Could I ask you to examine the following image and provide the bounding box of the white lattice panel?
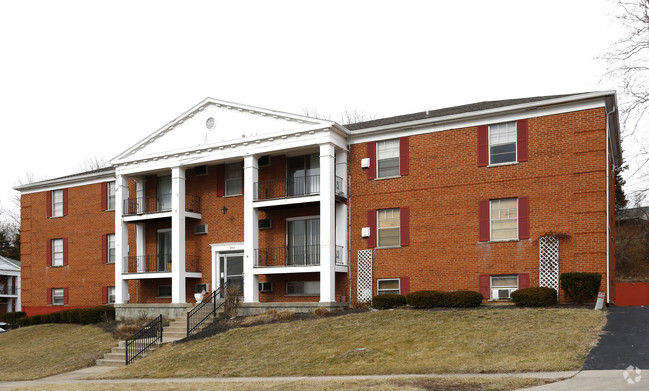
[539,236,559,291]
[357,249,373,303]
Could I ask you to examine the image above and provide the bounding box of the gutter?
[605,104,616,304]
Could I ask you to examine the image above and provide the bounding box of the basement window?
[157,285,172,298]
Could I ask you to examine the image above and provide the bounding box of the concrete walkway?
[521,369,647,390]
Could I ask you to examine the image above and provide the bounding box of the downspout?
[347,152,353,307]
[605,104,616,304]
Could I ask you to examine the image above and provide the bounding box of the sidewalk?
[521,369,647,390]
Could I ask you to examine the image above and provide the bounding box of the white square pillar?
[320,143,336,302]
[114,174,129,304]
[171,166,186,303]
[335,148,348,266]
[15,274,21,311]
[243,155,259,303]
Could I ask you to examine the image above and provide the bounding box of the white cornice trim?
[14,170,115,194]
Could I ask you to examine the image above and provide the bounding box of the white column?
[243,155,259,303]
[114,174,129,304]
[7,276,13,313]
[135,177,145,214]
[15,274,21,311]
[136,224,146,272]
[171,167,186,303]
[320,143,336,302]
[335,149,348,266]
[211,249,219,295]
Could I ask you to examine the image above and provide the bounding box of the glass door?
[220,254,244,296]
[287,218,320,265]
[287,154,319,196]
[157,175,171,211]
[157,230,171,272]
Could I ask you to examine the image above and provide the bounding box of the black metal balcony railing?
[122,194,201,216]
[122,254,200,274]
[255,245,320,267]
[255,175,320,201]
[0,285,17,295]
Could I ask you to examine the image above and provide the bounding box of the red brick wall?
[348,108,612,304]
[20,181,116,315]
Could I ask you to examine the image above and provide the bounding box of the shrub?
[48,311,62,323]
[560,272,602,304]
[406,291,450,308]
[448,290,484,308]
[2,311,26,327]
[511,287,558,307]
[372,294,406,309]
[224,285,242,318]
[15,306,116,327]
[314,307,329,317]
[275,310,295,321]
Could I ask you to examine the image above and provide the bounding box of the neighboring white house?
[0,255,21,317]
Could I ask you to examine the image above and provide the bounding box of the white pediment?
[113,98,334,163]
[0,256,19,273]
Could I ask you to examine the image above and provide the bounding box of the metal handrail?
[122,194,201,215]
[125,314,163,365]
[254,175,320,201]
[254,245,321,267]
[187,284,227,337]
[122,254,200,273]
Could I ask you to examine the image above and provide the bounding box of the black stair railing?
[187,284,227,337]
[125,314,163,365]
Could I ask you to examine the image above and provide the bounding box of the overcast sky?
[0,0,632,223]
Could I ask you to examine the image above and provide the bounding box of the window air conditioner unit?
[259,282,273,292]
[361,158,370,169]
[194,224,208,235]
[258,219,272,229]
[492,288,516,300]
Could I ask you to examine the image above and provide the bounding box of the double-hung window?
[52,239,64,267]
[107,182,116,210]
[377,208,400,247]
[107,286,115,304]
[225,163,243,196]
[490,199,518,241]
[489,122,517,164]
[52,190,64,217]
[286,281,320,296]
[377,139,400,178]
[52,288,64,306]
[377,279,400,295]
[107,234,115,264]
[490,275,518,300]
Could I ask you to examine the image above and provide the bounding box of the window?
[107,182,116,210]
[259,281,273,292]
[489,122,517,164]
[52,288,64,306]
[377,279,400,295]
[378,208,400,247]
[490,275,518,300]
[52,239,64,267]
[157,285,172,298]
[490,199,518,241]
[377,139,400,178]
[225,163,242,196]
[107,286,115,304]
[107,234,115,264]
[286,281,319,296]
[195,283,209,293]
[287,218,320,265]
[52,190,64,217]
[287,154,319,196]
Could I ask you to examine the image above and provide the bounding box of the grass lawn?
[8,377,553,391]
[0,323,116,381]
[101,308,605,379]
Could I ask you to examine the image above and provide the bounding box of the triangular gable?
[0,256,20,273]
[112,98,334,163]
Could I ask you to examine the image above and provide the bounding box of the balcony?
[254,175,346,201]
[122,254,201,274]
[0,285,17,295]
[122,194,201,216]
[254,245,344,267]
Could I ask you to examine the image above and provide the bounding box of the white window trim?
[376,139,400,179]
[377,208,401,248]
[489,198,519,242]
[52,239,64,267]
[488,121,518,165]
[52,288,64,306]
[377,278,400,295]
[489,275,519,301]
[107,234,115,264]
[107,182,116,211]
[52,189,64,217]
[285,281,320,296]
[225,162,243,196]
[107,286,116,304]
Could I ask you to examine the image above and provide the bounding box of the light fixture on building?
[221,206,228,215]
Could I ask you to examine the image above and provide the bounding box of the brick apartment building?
[15,91,621,316]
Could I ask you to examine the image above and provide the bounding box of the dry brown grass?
[8,377,551,391]
[101,308,604,379]
[314,307,329,317]
[275,310,295,321]
[0,324,116,381]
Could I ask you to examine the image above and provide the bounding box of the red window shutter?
[479,274,490,299]
[517,119,528,162]
[216,164,225,197]
[519,273,530,289]
[62,188,68,216]
[477,125,489,167]
[47,288,52,305]
[367,142,376,180]
[46,191,52,218]
[399,137,409,176]
[102,286,108,304]
[63,288,69,305]
[518,196,530,240]
[46,239,52,267]
[368,209,377,248]
[479,200,490,242]
[62,238,68,266]
[400,277,410,295]
[101,182,108,211]
[101,234,108,264]
[400,207,410,246]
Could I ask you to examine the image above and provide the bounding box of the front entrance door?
[220,254,243,296]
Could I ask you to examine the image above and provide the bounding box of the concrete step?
[96,340,160,367]
[96,358,125,367]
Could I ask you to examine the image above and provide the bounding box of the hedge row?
[560,272,601,304]
[372,290,483,309]
[2,311,27,327]
[18,306,115,327]
[510,287,558,307]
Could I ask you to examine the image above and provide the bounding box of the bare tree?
[301,106,376,125]
[76,156,109,173]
